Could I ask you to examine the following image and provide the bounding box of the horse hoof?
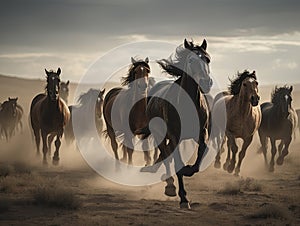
[269,166,274,172]
[223,162,229,171]
[276,157,284,165]
[180,202,191,209]
[227,164,235,173]
[214,161,221,169]
[43,160,48,166]
[52,157,60,166]
[164,184,177,197]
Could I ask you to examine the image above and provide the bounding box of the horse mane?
[271,85,291,104]
[229,70,257,95]
[77,89,100,106]
[121,60,150,87]
[157,44,190,78]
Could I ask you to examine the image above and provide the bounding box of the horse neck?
[272,102,287,119]
[237,90,252,116]
[46,95,60,111]
[176,75,199,105]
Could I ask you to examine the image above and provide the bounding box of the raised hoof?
[214,161,221,169]
[276,156,284,165]
[227,163,235,174]
[180,202,191,209]
[164,184,177,197]
[52,157,60,166]
[234,171,240,177]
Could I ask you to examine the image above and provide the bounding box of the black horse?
[141,39,212,208]
[258,86,298,172]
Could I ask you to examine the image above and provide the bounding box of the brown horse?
[213,70,261,176]
[140,39,212,208]
[258,86,297,172]
[64,88,105,145]
[30,68,70,165]
[0,97,23,141]
[103,57,151,165]
[59,80,70,105]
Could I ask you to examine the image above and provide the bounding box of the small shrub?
[239,177,262,192]
[218,181,241,195]
[0,164,12,177]
[32,178,80,209]
[249,203,290,220]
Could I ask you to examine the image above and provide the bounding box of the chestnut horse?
[30,68,70,165]
[258,86,297,172]
[103,57,151,165]
[213,70,261,176]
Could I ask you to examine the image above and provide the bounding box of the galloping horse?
[213,70,261,176]
[141,39,212,208]
[258,86,297,172]
[59,80,70,105]
[103,57,151,165]
[0,97,23,141]
[30,68,70,165]
[64,88,105,145]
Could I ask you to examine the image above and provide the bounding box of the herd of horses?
[1,38,299,208]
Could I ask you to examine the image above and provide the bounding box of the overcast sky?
[0,0,300,88]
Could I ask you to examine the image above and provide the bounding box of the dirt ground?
[0,75,299,226]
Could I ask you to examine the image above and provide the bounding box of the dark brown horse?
[64,88,105,145]
[30,68,70,165]
[141,39,212,208]
[0,97,23,141]
[59,80,70,105]
[258,86,297,172]
[213,70,261,176]
[103,57,152,165]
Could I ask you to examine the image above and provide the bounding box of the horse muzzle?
[199,78,213,94]
[250,95,260,106]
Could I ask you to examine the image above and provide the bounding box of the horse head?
[96,88,105,118]
[240,76,260,106]
[59,80,70,104]
[45,68,61,101]
[6,97,18,117]
[184,39,212,93]
[272,86,293,118]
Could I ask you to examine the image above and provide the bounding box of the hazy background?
[0,0,300,88]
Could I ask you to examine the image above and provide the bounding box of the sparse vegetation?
[238,177,262,192]
[218,177,263,195]
[218,181,241,195]
[32,177,80,209]
[248,203,290,220]
[0,164,12,177]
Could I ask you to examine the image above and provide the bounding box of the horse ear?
[57,68,61,76]
[145,57,149,64]
[184,39,191,49]
[45,69,49,76]
[66,80,70,86]
[290,86,293,93]
[8,97,11,101]
[131,57,137,64]
[100,88,105,95]
[201,39,207,50]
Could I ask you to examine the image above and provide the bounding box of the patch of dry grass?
[31,177,81,209]
[218,177,263,195]
[248,203,290,220]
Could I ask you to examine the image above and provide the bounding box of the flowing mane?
[271,85,292,104]
[121,60,150,86]
[229,70,257,95]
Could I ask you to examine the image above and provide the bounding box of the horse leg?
[277,140,284,157]
[47,133,55,157]
[41,131,48,165]
[107,126,119,160]
[223,138,231,170]
[258,131,268,168]
[234,136,253,176]
[52,133,62,165]
[142,139,151,166]
[277,137,291,165]
[214,136,225,169]
[269,138,277,172]
[33,127,41,156]
[227,136,238,174]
